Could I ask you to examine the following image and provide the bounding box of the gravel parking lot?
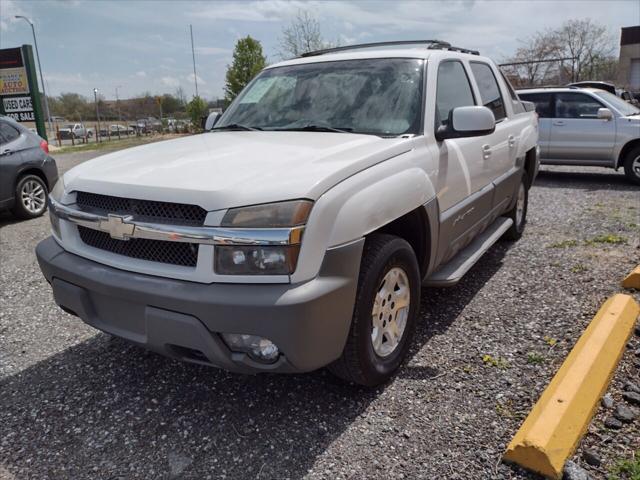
[1,151,638,480]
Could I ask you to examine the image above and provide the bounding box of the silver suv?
[518,87,640,184]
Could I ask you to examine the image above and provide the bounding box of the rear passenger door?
[519,92,553,157]
[548,92,615,161]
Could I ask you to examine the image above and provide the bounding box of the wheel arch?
[617,138,640,169]
[15,168,50,191]
[369,206,436,278]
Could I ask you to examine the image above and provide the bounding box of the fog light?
[221,333,280,363]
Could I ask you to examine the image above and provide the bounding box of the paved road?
[1,151,638,479]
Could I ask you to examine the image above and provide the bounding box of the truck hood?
[64,132,413,211]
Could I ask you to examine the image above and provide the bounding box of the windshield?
[592,90,640,116]
[217,58,425,136]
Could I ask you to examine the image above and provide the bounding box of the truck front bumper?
[36,236,363,374]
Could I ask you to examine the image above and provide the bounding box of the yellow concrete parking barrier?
[503,294,640,479]
[622,265,640,289]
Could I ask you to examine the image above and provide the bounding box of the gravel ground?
[0,154,639,480]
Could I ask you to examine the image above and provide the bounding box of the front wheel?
[11,174,48,219]
[502,173,529,241]
[623,146,640,186]
[328,234,421,386]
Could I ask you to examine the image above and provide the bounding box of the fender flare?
[291,156,437,284]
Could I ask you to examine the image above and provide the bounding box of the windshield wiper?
[272,125,353,134]
[212,124,262,131]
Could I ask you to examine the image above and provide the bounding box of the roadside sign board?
[0,45,47,139]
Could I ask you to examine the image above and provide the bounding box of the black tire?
[502,173,529,241]
[11,174,48,219]
[328,234,421,386]
[623,145,640,186]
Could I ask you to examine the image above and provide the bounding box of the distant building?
[618,25,640,91]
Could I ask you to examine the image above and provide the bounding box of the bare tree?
[278,10,334,59]
[555,18,614,81]
[503,18,616,86]
[502,32,562,86]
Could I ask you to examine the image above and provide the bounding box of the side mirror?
[436,106,496,141]
[597,108,613,121]
[204,112,222,131]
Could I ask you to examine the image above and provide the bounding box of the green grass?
[585,234,628,246]
[549,239,579,248]
[608,451,640,480]
[482,354,510,370]
[53,135,174,155]
[570,264,588,273]
[527,352,545,365]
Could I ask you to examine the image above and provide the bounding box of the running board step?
[425,217,513,287]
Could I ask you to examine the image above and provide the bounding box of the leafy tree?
[186,95,208,132]
[224,36,266,104]
[278,10,334,59]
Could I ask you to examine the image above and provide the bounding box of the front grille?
[76,191,207,226]
[78,226,198,267]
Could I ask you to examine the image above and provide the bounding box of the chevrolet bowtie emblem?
[99,214,135,240]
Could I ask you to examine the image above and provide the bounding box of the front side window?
[519,92,553,118]
[218,58,424,137]
[470,62,506,121]
[435,61,475,127]
[592,90,640,116]
[555,93,604,119]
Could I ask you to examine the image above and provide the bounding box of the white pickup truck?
[37,40,539,386]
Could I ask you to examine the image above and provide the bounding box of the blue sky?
[0,0,637,101]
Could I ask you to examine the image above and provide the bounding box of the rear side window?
[0,121,21,145]
[435,61,475,128]
[519,92,553,118]
[470,62,506,121]
[555,92,604,119]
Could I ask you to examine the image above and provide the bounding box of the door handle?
[0,148,12,156]
[552,120,565,126]
[508,135,516,148]
[482,144,492,160]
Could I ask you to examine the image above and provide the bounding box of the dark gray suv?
[0,116,58,219]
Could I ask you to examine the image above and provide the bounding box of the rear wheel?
[329,234,421,386]
[623,146,640,186]
[11,174,48,219]
[502,173,529,241]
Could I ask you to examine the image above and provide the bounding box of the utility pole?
[115,85,122,124]
[94,88,101,143]
[190,24,199,97]
[15,16,53,137]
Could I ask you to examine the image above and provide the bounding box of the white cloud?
[135,71,147,78]
[161,76,180,88]
[186,73,206,85]
[195,46,230,56]
[0,0,29,31]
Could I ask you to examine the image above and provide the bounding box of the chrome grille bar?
[49,198,304,246]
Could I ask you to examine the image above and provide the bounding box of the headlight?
[215,200,312,275]
[221,200,313,228]
[49,176,65,202]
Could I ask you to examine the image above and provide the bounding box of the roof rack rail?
[300,40,479,58]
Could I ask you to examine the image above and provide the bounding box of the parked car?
[0,115,58,219]
[59,123,88,139]
[109,124,128,136]
[36,40,538,386]
[567,81,638,105]
[518,87,640,184]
